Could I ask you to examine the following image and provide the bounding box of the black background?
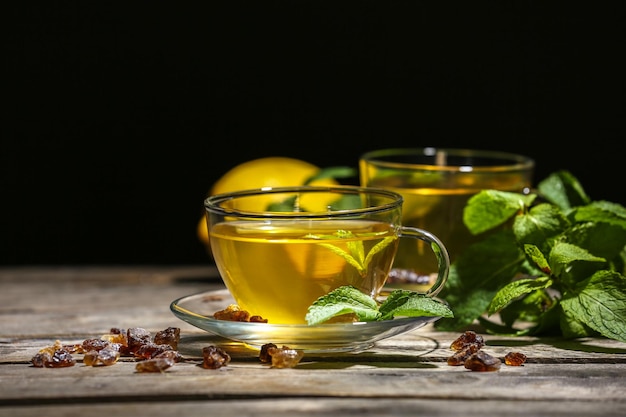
[4,2,625,266]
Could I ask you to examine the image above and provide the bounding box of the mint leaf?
[437,170,626,343]
[266,165,358,212]
[499,289,559,331]
[316,230,366,273]
[305,166,357,184]
[487,276,553,315]
[266,196,298,212]
[305,285,452,325]
[363,236,397,269]
[463,190,536,235]
[524,244,551,274]
[548,241,606,286]
[549,241,606,266]
[379,290,453,320]
[513,203,570,251]
[559,305,598,338]
[572,200,626,228]
[564,222,626,262]
[436,230,524,331]
[537,170,591,209]
[560,270,626,342]
[312,231,396,275]
[305,286,380,325]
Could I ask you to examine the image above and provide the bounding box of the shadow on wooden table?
[177,333,443,370]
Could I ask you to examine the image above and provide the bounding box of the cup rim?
[360,147,535,172]
[204,185,404,218]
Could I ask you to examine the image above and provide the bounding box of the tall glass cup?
[360,148,534,290]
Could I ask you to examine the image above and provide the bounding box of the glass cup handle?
[397,226,450,298]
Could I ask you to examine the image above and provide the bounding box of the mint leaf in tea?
[305,285,453,325]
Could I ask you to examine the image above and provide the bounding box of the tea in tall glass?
[360,148,534,289]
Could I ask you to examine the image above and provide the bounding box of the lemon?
[197,157,337,248]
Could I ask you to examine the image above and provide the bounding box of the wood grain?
[1,266,625,416]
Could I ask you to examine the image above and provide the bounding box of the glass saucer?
[170,289,442,353]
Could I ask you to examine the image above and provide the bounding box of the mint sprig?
[305,285,453,325]
[308,230,396,276]
[435,170,626,343]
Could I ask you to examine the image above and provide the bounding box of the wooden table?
[2,266,625,416]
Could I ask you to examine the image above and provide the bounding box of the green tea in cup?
[204,186,450,324]
[360,148,534,289]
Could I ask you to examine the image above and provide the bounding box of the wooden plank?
[4,329,626,363]
[2,266,626,417]
[3,399,626,417]
[0,268,220,337]
[2,360,626,402]
[3,331,626,401]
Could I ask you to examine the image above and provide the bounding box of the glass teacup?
[204,185,450,324]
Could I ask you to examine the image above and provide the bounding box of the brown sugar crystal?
[214,304,250,321]
[202,346,231,369]
[447,343,481,366]
[31,341,76,368]
[260,344,304,368]
[464,351,502,372]
[154,327,181,350]
[504,351,527,366]
[259,343,278,363]
[135,356,176,373]
[450,330,485,351]
[447,331,486,367]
